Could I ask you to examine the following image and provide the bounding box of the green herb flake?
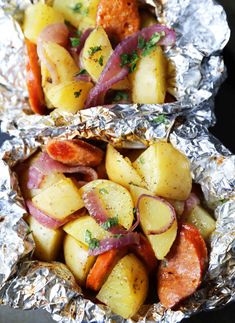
[101,216,119,230]
[142,31,166,57]
[219,198,229,204]
[74,89,82,98]
[70,2,83,13]
[162,258,168,268]
[85,230,100,250]
[120,50,139,73]
[113,91,129,102]
[70,37,80,47]
[153,114,167,124]
[137,36,146,49]
[98,55,104,66]
[75,69,87,77]
[88,46,102,57]
[139,156,145,165]
[133,207,136,216]
[99,188,109,194]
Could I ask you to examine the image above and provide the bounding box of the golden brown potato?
[105,144,146,189]
[64,234,96,286]
[53,0,99,30]
[32,178,84,220]
[63,215,111,246]
[82,27,113,82]
[133,142,192,200]
[27,215,64,261]
[129,46,167,104]
[97,253,148,318]
[23,3,64,43]
[47,80,93,113]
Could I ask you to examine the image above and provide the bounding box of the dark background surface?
[0,0,234,322]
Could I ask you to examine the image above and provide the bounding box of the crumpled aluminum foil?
[0,0,230,135]
[0,114,234,323]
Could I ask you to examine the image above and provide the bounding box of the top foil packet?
[0,0,231,136]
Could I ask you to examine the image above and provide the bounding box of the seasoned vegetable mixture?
[16,139,216,318]
[23,1,176,114]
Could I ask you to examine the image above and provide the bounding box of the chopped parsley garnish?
[70,3,88,16]
[120,50,139,73]
[219,198,229,204]
[70,2,83,13]
[70,37,80,47]
[113,91,129,102]
[142,31,166,57]
[139,156,145,165]
[85,230,100,250]
[75,69,87,76]
[133,207,137,216]
[74,89,82,98]
[98,55,104,66]
[26,227,33,235]
[99,188,108,194]
[88,46,102,57]
[101,216,119,230]
[137,36,146,49]
[153,114,167,124]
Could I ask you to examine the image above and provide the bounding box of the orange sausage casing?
[157,223,208,309]
[96,0,140,42]
[46,139,104,167]
[25,38,46,115]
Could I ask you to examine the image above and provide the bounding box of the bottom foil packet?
[0,120,234,322]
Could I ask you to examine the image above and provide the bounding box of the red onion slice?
[37,23,69,84]
[83,190,140,234]
[26,200,85,229]
[74,72,92,83]
[85,24,176,108]
[137,194,176,235]
[88,232,140,256]
[34,152,98,180]
[183,192,200,217]
[27,166,45,189]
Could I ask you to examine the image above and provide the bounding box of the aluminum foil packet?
[0,0,230,135]
[0,113,234,322]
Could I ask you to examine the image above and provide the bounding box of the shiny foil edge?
[0,118,234,322]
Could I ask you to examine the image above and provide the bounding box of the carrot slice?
[86,248,127,291]
[25,38,46,114]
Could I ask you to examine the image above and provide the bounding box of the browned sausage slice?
[157,223,208,309]
[96,0,140,42]
[46,139,104,167]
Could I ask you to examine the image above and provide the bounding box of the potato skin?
[97,253,148,319]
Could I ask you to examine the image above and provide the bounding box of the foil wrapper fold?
[0,0,230,135]
[0,116,234,322]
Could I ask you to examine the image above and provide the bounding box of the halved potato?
[27,215,64,261]
[82,27,113,82]
[148,220,178,260]
[92,181,134,230]
[47,80,93,113]
[53,0,99,30]
[105,144,146,189]
[64,234,96,286]
[32,178,84,220]
[23,3,64,43]
[129,46,167,104]
[133,142,192,200]
[185,205,216,239]
[97,253,148,319]
[63,215,111,246]
[129,184,154,207]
